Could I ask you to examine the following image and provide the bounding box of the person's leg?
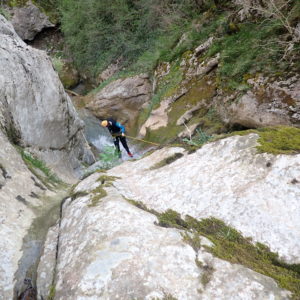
[113,137,121,157]
[120,136,132,156]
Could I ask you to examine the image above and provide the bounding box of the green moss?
[180,215,300,298]
[17,147,63,190]
[149,152,183,170]
[125,198,159,217]
[0,7,11,19]
[144,73,225,145]
[124,200,300,298]
[201,265,214,287]
[97,175,120,183]
[255,127,300,155]
[70,191,88,201]
[158,209,188,230]
[47,285,56,300]
[88,185,107,207]
[226,126,300,155]
[87,175,119,207]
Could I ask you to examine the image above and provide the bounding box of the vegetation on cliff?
[58,0,300,79]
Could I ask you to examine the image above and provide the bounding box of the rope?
[125,135,161,146]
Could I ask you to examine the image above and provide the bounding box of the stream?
[78,108,153,171]
[14,190,68,299]
[14,107,153,299]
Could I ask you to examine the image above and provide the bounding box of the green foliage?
[88,174,120,207]
[182,128,212,147]
[20,149,62,186]
[158,209,189,229]
[184,216,300,298]
[47,285,56,300]
[58,0,203,75]
[51,55,64,73]
[0,7,11,19]
[88,185,107,207]
[98,145,120,169]
[206,19,286,89]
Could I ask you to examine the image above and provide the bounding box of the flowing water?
[78,109,153,168]
[14,190,68,299]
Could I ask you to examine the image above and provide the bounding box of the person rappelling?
[101,118,133,158]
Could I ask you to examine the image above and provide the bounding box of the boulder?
[85,74,152,132]
[9,0,55,41]
[108,134,300,264]
[219,76,300,129]
[40,171,289,299]
[0,15,94,181]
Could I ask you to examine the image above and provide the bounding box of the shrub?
[58,0,203,75]
[98,145,120,169]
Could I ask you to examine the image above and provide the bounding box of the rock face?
[218,76,300,129]
[108,134,300,264]
[138,37,300,141]
[85,74,152,132]
[0,129,59,299]
[8,0,55,41]
[38,169,289,299]
[0,15,94,180]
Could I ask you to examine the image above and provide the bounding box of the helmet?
[101,120,108,127]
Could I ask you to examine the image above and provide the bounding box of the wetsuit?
[106,118,131,156]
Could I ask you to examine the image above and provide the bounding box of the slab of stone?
[109,134,300,263]
[48,173,289,299]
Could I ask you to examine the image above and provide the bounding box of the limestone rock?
[37,223,59,300]
[96,60,122,85]
[0,15,94,181]
[86,74,152,131]
[9,0,55,41]
[220,76,300,128]
[46,172,289,299]
[139,88,188,136]
[108,134,300,263]
[58,60,80,89]
[176,103,202,126]
[0,129,52,299]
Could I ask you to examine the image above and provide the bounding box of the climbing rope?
[125,135,161,146]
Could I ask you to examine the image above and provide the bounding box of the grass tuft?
[126,201,300,298]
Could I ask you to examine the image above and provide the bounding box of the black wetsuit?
[106,118,131,155]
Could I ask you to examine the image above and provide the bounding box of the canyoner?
[101,118,133,158]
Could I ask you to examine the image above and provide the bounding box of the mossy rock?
[144,73,225,145]
[229,126,300,155]
[59,62,79,89]
[149,152,184,170]
[87,175,120,207]
[7,0,59,23]
[125,200,300,298]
